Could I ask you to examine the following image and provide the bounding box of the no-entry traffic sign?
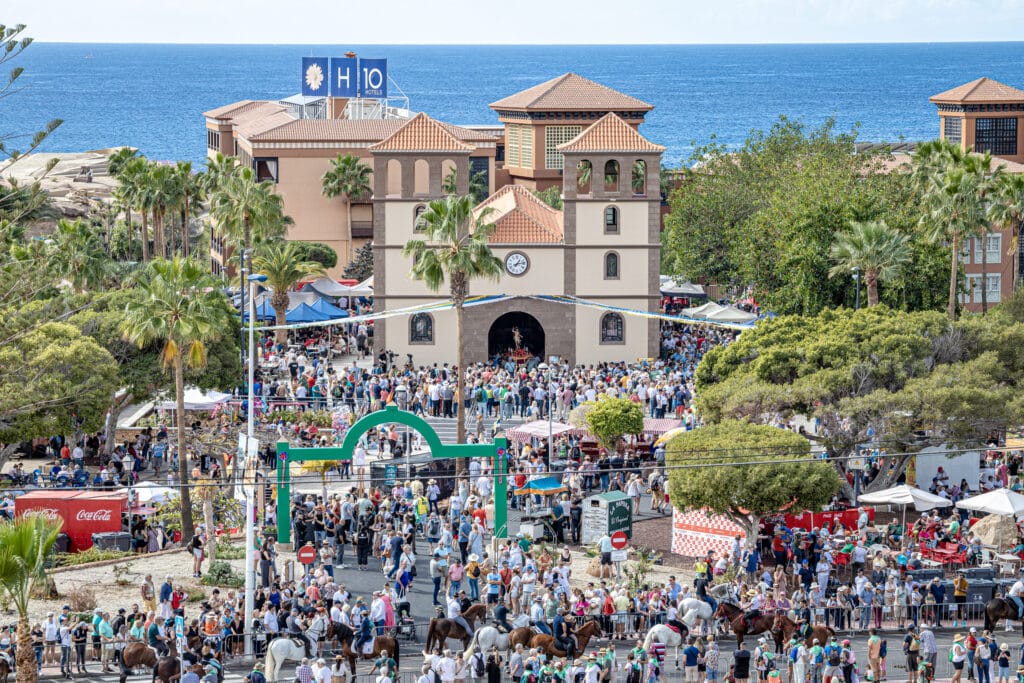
[297,545,317,565]
[611,530,628,550]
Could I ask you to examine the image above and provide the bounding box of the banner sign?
[360,58,388,98]
[301,57,329,97]
[330,57,357,97]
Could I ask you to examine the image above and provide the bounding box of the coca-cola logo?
[35,508,61,520]
[76,509,113,522]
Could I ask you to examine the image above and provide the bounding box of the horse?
[327,622,401,677]
[771,613,834,653]
[528,619,603,659]
[463,615,532,658]
[0,656,9,683]
[715,602,776,647]
[423,604,488,652]
[119,643,159,683]
[152,656,180,683]
[642,624,689,668]
[678,598,716,630]
[265,620,326,683]
[985,597,1021,632]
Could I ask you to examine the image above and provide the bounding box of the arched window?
[604,159,620,192]
[386,159,403,196]
[604,206,619,234]
[413,204,427,232]
[410,312,434,344]
[577,160,593,195]
[632,159,647,195]
[604,251,620,279]
[600,312,624,344]
[413,159,429,195]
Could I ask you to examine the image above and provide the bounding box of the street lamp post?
[239,248,252,367]
[243,272,267,658]
[853,266,861,310]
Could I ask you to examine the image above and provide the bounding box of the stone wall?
[461,297,575,366]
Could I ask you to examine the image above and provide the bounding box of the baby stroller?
[396,600,417,642]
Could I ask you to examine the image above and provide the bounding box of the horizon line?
[33,39,1024,47]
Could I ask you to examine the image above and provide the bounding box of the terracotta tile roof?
[250,119,405,142]
[490,73,653,112]
[438,121,501,143]
[368,113,474,153]
[557,113,665,154]
[233,106,293,140]
[930,77,1024,104]
[474,184,563,244]
[203,100,259,120]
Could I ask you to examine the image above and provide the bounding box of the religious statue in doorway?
[512,326,523,350]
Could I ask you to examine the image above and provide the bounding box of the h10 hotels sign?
[302,57,387,99]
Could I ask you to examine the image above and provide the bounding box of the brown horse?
[152,656,181,683]
[119,643,158,683]
[0,657,9,683]
[715,602,776,647]
[985,597,1021,632]
[423,604,488,652]
[509,626,535,651]
[327,621,400,676]
[528,620,603,658]
[771,613,834,653]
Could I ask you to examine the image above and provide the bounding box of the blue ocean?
[10,43,1024,166]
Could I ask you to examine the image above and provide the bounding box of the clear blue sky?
[9,0,1024,44]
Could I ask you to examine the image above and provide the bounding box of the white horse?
[265,620,327,682]
[463,615,531,658]
[643,624,687,668]
[678,598,714,629]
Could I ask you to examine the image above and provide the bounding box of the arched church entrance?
[488,311,545,362]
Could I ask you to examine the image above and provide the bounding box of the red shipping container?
[15,490,126,551]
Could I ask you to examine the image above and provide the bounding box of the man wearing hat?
[245,661,266,683]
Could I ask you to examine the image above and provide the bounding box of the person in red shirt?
[171,586,187,611]
[472,507,487,529]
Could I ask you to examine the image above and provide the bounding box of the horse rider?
[665,601,688,635]
[1008,578,1024,619]
[530,596,551,636]
[447,591,474,638]
[552,608,575,659]
[285,608,312,658]
[695,573,718,614]
[743,590,764,632]
[354,610,374,653]
[794,599,812,639]
[493,602,513,633]
[148,616,170,657]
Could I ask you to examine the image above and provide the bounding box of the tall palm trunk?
[271,290,289,346]
[174,351,195,539]
[182,195,191,256]
[140,210,151,261]
[948,230,959,321]
[15,615,35,683]
[345,196,353,265]
[203,496,217,561]
[866,270,880,307]
[124,206,133,260]
[980,231,989,314]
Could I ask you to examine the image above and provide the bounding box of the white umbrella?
[956,488,1024,517]
[858,484,952,531]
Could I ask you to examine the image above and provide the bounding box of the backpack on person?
[472,653,485,677]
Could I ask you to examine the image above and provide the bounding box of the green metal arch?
[338,405,444,458]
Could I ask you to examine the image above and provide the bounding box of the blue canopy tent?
[286,302,332,324]
[514,476,568,497]
[241,300,277,322]
[308,298,350,319]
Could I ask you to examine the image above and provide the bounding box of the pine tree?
[343,241,374,281]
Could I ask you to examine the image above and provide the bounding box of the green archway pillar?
[275,406,509,544]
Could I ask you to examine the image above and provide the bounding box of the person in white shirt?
[435,651,457,683]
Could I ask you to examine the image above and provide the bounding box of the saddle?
[360,638,376,655]
[666,624,683,635]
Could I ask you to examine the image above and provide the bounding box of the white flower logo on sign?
[305,63,324,92]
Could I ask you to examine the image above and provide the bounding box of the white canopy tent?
[157,387,231,411]
[858,484,952,530]
[660,278,706,297]
[305,277,351,297]
[681,302,758,324]
[119,481,174,505]
[506,420,576,443]
[350,276,373,294]
[956,488,1024,517]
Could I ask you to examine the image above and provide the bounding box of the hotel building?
[204,73,664,365]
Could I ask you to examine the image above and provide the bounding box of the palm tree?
[442,167,488,204]
[121,257,232,539]
[989,171,1024,295]
[251,241,326,345]
[828,220,912,307]
[106,147,139,180]
[402,194,503,450]
[0,514,62,683]
[45,219,110,292]
[148,163,186,259]
[912,140,992,320]
[322,154,372,263]
[192,475,220,561]
[176,161,201,257]
[210,166,290,261]
[119,157,153,262]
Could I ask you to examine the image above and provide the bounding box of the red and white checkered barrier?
[671,508,746,558]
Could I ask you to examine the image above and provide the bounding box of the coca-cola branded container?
[15,490,126,551]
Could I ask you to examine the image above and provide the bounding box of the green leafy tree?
[829,220,912,307]
[251,242,326,345]
[292,241,339,270]
[120,258,234,538]
[443,167,489,204]
[584,396,644,452]
[342,241,374,281]
[116,157,153,261]
[322,154,372,262]
[210,165,291,263]
[695,306,1024,497]
[44,219,111,292]
[0,514,62,683]
[665,421,841,549]
[532,187,563,210]
[402,195,503,451]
